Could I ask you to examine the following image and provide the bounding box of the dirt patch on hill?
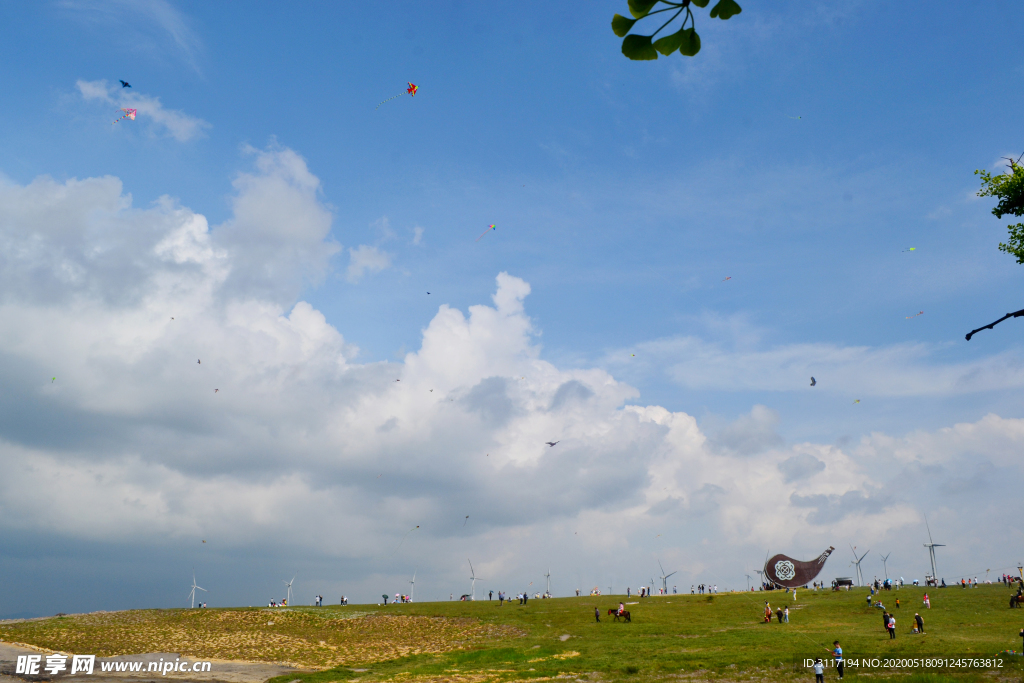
[0,610,524,669]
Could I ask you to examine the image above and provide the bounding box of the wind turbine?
[188,570,207,608]
[879,552,891,580]
[283,576,294,605]
[923,515,944,582]
[850,545,869,587]
[409,569,416,602]
[468,560,481,600]
[658,560,678,594]
[544,568,552,596]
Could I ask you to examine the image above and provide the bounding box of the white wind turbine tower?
[658,560,677,594]
[850,545,870,587]
[283,576,295,605]
[468,560,481,601]
[409,569,416,602]
[879,552,891,581]
[188,569,207,608]
[923,515,945,582]
[544,569,552,596]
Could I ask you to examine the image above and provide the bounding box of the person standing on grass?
[923,592,930,608]
[784,606,789,623]
[832,641,844,680]
[594,607,600,623]
[895,598,899,609]
[813,658,824,683]
[887,614,896,639]
[915,613,924,633]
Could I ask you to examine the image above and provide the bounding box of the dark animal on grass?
[607,608,631,622]
[1011,595,1021,608]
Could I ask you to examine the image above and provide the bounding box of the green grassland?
[2,584,1022,682]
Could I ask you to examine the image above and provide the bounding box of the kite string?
[389,525,419,556]
[376,92,407,110]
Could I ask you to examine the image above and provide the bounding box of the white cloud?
[346,244,392,283]
[412,225,424,245]
[76,79,211,141]
[0,150,1021,614]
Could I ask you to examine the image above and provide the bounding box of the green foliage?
[710,0,743,19]
[679,27,701,56]
[611,14,637,37]
[976,159,1024,264]
[999,222,1024,264]
[611,0,742,61]
[627,0,659,18]
[621,34,658,60]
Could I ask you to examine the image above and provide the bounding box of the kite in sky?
[376,82,418,110]
[903,247,916,252]
[112,108,136,125]
[906,311,924,319]
[810,377,816,386]
[788,116,802,119]
[722,276,732,281]
[51,377,55,383]
[214,389,219,393]
[475,224,496,242]
[119,80,131,88]
[463,516,469,527]
[853,399,860,404]
[545,441,559,447]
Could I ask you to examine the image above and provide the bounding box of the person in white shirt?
[813,658,824,683]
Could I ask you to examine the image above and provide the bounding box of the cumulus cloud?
[1,150,1022,616]
[707,404,783,456]
[76,79,211,141]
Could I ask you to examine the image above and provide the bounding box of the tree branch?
[965,307,1024,341]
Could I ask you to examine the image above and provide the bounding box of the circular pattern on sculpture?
[775,560,796,581]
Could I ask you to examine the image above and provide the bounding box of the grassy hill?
[2,584,1022,682]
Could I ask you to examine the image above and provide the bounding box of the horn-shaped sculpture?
[764,546,834,588]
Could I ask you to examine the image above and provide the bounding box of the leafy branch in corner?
[967,154,1024,340]
[612,0,742,61]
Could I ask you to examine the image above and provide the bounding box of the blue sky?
[1,1,1024,617]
